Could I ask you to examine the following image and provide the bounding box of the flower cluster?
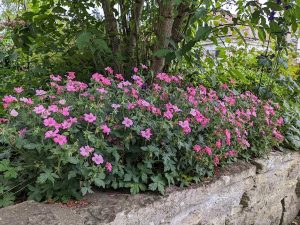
[0,66,284,199]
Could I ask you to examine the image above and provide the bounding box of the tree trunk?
[100,0,122,72]
[129,0,145,67]
[171,2,191,45]
[151,0,175,74]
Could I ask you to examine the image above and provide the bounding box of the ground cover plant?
[0,66,285,206]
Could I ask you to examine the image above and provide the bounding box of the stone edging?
[0,150,299,225]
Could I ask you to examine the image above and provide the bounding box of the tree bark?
[100,0,122,72]
[129,0,145,67]
[151,0,175,74]
[171,2,191,45]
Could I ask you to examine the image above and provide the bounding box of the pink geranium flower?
[45,130,59,139]
[43,117,57,127]
[193,145,201,152]
[216,139,222,149]
[105,67,114,74]
[92,153,104,165]
[101,124,111,135]
[53,134,67,145]
[122,117,133,127]
[10,109,18,117]
[105,162,112,172]
[84,113,96,123]
[14,87,24,94]
[79,145,94,157]
[133,67,138,73]
[225,129,231,146]
[204,146,212,156]
[35,90,47,96]
[140,128,152,140]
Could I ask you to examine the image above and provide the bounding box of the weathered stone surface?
[0,150,300,225]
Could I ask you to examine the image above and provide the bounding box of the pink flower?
[97,88,108,94]
[105,67,114,74]
[79,145,94,157]
[48,105,59,112]
[273,128,284,141]
[0,118,9,123]
[193,145,201,152]
[127,103,136,110]
[101,124,111,135]
[105,162,112,172]
[2,95,17,106]
[225,129,231,146]
[53,134,67,145]
[163,111,173,120]
[35,90,47,96]
[115,74,124,80]
[140,128,152,140]
[214,155,219,166]
[133,67,138,73]
[18,128,27,137]
[14,87,24,94]
[122,117,133,127]
[276,117,284,126]
[45,130,59,139]
[225,149,237,158]
[67,72,76,80]
[20,97,33,105]
[59,99,66,105]
[84,113,97,123]
[60,107,70,116]
[204,146,212,156]
[141,64,148,69]
[178,120,191,134]
[50,74,62,81]
[10,109,18,117]
[43,117,57,127]
[216,139,222,149]
[92,153,104,165]
[111,104,121,110]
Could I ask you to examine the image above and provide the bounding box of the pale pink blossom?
[53,134,67,145]
[122,117,133,127]
[193,145,201,152]
[14,87,24,94]
[84,113,97,123]
[140,128,152,140]
[10,109,18,117]
[92,153,104,165]
[101,124,111,135]
[105,162,112,172]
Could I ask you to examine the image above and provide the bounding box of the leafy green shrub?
[0,67,284,205]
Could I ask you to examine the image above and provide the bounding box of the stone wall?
[0,150,300,225]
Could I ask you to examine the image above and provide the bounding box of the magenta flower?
[14,87,24,94]
[204,146,212,156]
[45,130,59,139]
[66,72,76,80]
[92,153,104,165]
[105,67,114,74]
[193,145,201,152]
[18,128,27,137]
[97,87,108,94]
[79,145,94,157]
[163,111,173,120]
[133,67,138,73]
[273,128,284,141]
[105,162,112,172]
[140,128,152,140]
[216,139,222,149]
[101,124,111,135]
[122,117,133,127]
[33,105,46,114]
[50,74,62,81]
[35,89,47,96]
[225,129,231,146]
[43,117,57,127]
[59,99,66,105]
[20,97,33,105]
[60,107,70,116]
[213,155,219,166]
[48,105,59,112]
[53,134,67,145]
[84,113,96,123]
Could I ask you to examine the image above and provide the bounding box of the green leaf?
[0,193,15,207]
[195,26,211,41]
[37,169,59,184]
[153,49,173,57]
[77,32,92,49]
